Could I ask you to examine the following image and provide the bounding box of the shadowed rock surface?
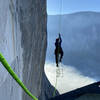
[49,81,100,100]
[0,0,59,100]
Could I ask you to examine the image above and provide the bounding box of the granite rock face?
[0,0,58,100]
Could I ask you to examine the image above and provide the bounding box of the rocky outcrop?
[0,0,58,100]
[50,81,100,100]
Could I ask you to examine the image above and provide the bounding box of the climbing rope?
[53,66,63,97]
[57,0,63,76]
[58,0,63,35]
[53,71,58,97]
[53,0,63,97]
[0,53,38,100]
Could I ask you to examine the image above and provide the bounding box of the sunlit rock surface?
[0,0,58,100]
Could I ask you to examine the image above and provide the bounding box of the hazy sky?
[47,0,100,15]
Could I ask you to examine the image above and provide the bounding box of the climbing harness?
[0,53,38,100]
[56,39,63,77]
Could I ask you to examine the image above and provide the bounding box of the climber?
[55,33,63,67]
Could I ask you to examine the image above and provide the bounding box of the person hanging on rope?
[55,33,63,67]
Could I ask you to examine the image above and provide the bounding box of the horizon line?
[47,11,100,16]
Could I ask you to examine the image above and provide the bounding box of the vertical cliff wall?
[0,0,58,100]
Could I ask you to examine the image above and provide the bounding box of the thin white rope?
[58,0,63,35]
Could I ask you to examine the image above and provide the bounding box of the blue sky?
[47,0,100,15]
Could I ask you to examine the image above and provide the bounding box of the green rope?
[53,74,58,97]
[0,53,38,100]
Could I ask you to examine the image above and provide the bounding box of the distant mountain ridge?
[48,11,100,16]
